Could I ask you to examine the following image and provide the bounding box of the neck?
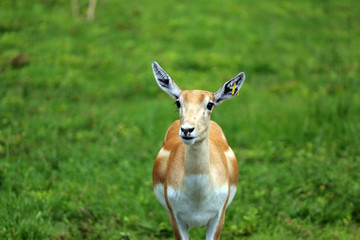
[184,137,210,175]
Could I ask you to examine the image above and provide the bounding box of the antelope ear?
[214,72,245,106]
[152,61,181,99]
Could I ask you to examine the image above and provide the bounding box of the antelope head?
[152,61,245,145]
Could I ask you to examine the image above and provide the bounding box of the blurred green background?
[0,0,359,239]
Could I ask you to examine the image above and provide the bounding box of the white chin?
[181,137,196,145]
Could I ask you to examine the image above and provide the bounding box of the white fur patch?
[154,184,168,211]
[157,148,170,160]
[226,186,237,208]
[224,147,235,160]
[167,174,229,228]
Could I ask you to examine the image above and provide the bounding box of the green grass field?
[1,0,359,239]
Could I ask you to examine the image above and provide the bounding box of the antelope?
[152,61,245,240]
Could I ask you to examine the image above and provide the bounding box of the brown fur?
[153,120,238,189]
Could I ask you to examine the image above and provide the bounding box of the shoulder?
[161,120,181,147]
[153,120,184,186]
[209,121,229,147]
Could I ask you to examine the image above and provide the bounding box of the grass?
[0,0,359,239]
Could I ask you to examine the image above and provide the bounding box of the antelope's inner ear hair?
[152,61,182,99]
[214,72,245,105]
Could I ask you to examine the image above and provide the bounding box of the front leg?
[206,210,225,240]
[168,212,190,240]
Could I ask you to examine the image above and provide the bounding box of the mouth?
[180,135,197,144]
[181,136,195,140]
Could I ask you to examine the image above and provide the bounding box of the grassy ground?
[1,0,359,239]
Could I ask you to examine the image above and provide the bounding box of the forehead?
[180,90,214,103]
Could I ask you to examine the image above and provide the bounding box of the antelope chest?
[155,174,230,228]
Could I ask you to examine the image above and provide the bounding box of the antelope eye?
[207,102,214,110]
[175,100,181,108]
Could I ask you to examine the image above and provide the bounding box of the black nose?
[181,127,194,136]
